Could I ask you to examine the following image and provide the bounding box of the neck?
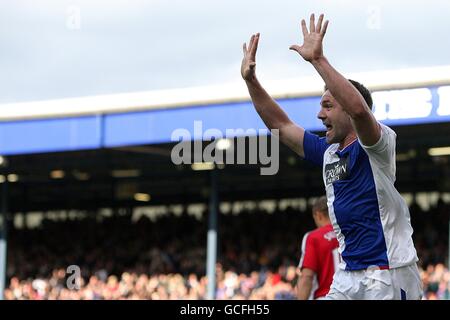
[318,220,331,228]
[338,132,357,150]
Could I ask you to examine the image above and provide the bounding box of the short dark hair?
[324,79,373,111]
[312,196,328,216]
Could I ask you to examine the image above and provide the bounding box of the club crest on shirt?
[323,230,337,241]
[325,156,349,185]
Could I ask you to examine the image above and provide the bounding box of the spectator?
[3,201,449,299]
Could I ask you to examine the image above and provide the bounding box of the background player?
[297,196,339,300]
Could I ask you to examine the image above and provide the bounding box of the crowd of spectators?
[3,200,449,300]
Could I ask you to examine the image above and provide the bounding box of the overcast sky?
[1,0,450,103]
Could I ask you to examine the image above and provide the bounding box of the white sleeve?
[359,123,397,169]
[298,232,310,269]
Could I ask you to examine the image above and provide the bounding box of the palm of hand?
[299,33,323,62]
[241,54,255,81]
[290,14,328,62]
[241,33,259,81]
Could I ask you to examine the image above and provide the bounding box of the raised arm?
[241,33,306,157]
[289,14,380,147]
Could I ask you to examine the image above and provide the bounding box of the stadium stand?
[4,201,449,300]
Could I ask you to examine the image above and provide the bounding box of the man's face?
[317,90,353,144]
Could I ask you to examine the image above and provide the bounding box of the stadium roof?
[0,68,449,212]
[2,65,450,121]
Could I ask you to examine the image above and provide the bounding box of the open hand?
[241,33,260,81]
[289,14,328,62]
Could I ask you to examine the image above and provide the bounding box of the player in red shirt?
[297,196,339,300]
